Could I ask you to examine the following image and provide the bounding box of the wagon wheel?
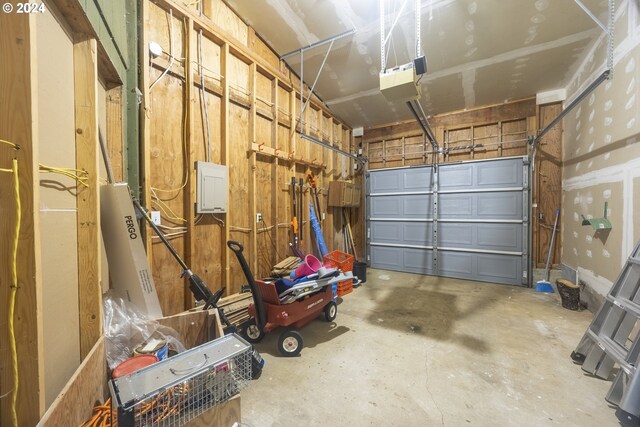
[278,330,303,357]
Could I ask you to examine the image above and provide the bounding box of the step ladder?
[571,241,640,422]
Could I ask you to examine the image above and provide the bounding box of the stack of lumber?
[272,256,301,277]
[218,293,253,326]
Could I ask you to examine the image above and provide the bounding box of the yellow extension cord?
[1,159,20,427]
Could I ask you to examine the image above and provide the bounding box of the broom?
[536,208,560,293]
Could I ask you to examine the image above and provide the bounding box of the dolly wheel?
[242,321,265,344]
[324,301,337,322]
[278,330,303,357]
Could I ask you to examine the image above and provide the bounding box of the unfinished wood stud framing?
[73,37,102,358]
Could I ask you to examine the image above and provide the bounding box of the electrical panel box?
[196,161,228,214]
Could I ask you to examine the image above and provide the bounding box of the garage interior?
[1,0,639,425]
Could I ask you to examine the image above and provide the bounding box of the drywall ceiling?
[225,0,609,128]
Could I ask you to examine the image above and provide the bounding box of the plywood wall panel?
[148,68,187,315]
[199,34,222,85]
[148,3,184,66]
[206,0,248,45]
[249,29,280,73]
[277,163,291,259]
[255,157,274,276]
[473,123,499,160]
[256,116,272,148]
[228,104,250,291]
[142,0,352,309]
[501,119,528,157]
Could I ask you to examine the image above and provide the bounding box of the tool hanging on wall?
[132,199,232,326]
[299,177,304,251]
[342,208,358,260]
[290,176,299,250]
[307,172,322,223]
[309,202,328,258]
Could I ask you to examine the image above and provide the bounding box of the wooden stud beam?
[141,0,153,255]
[249,63,258,274]
[151,0,351,130]
[0,13,44,426]
[106,87,124,182]
[271,77,279,264]
[221,43,230,289]
[185,18,197,310]
[73,38,102,358]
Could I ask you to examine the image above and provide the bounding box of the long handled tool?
[133,200,264,378]
[535,207,560,293]
[291,176,299,250]
[299,177,304,251]
[342,208,358,259]
[307,172,322,222]
[132,199,228,317]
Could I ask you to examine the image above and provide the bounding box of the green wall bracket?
[581,201,612,230]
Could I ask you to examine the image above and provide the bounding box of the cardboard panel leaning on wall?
[561,0,640,300]
[36,8,81,408]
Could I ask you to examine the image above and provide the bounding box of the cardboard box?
[100,184,163,319]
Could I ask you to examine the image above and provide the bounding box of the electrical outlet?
[321,212,326,220]
[151,211,161,225]
[256,212,262,223]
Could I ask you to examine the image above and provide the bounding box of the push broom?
[536,208,560,293]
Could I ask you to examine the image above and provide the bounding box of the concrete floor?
[241,269,620,426]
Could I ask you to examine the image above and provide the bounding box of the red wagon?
[227,241,338,356]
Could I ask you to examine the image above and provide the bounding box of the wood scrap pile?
[218,293,253,327]
[271,256,301,277]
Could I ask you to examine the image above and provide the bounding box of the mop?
[536,208,560,293]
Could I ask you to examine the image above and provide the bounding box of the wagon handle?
[226,240,267,331]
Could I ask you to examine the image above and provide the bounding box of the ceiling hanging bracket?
[574,0,615,77]
[533,0,615,149]
[280,29,356,133]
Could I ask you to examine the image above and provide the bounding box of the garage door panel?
[477,160,521,187]
[438,223,473,246]
[370,195,432,218]
[439,252,473,275]
[404,168,432,190]
[476,224,522,251]
[439,158,523,190]
[370,197,402,217]
[439,192,522,219]
[404,223,432,245]
[370,170,401,192]
[439,195,472,216]
[439,165,473,189]
[370,246,403,270]
[367,157,529,287]
[476,192,522,218]
[370,167,433,194]
[370,222,403,244]
[404,197,432,217]
[404,248,434,273]
[476,254,521,281]
[370,222,432,246]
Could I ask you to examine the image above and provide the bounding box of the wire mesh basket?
[109,334,252,427]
